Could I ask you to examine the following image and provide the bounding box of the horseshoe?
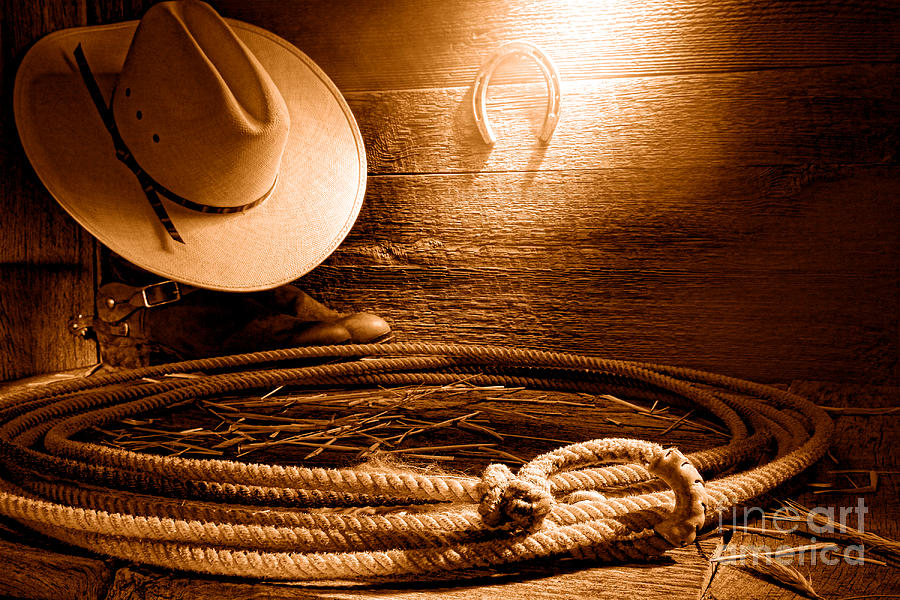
[472,41,561,145]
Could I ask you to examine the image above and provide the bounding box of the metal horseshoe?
[472,41,561,145]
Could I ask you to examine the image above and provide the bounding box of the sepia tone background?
[0,2,898,599]
[1,0,898,386]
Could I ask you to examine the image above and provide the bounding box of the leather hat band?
[73,44,274,244]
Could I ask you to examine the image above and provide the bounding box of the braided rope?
[0,343,832,580]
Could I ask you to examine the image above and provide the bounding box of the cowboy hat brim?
[14,19,365,292]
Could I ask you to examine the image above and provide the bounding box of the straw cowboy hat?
[14,0,366,291]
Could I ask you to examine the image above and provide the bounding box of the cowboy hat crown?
[14,0,366,291]
[113,1,290,211]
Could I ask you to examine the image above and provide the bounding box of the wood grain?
[0,535,113,600]
[0,0,98,381]
[0,265,97,382]
[702,382,900,600]
[87,0,156,23]
[298,166,900,383]
[215,0,900,92]
[2,0,897,387]
[0,0,894,597]
[348,63,900,174]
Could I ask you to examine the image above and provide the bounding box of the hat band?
[73,44,275,245]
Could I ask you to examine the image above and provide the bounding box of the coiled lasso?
[0,343,832,580]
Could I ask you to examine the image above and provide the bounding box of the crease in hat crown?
[14,0,366,291]
[111,0,290,209]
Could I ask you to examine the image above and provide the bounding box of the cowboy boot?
[89,257,392,368]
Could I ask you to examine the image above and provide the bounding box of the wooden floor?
[703,381,900,600]
[0,374,896,600]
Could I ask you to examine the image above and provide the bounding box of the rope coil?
[0,343,832,580]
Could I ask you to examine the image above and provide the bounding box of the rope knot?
[478,463,554,531]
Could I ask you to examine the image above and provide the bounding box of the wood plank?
[348,63,900,174]
[0,0,98,381]
[702,381,900,599]
[0,265,97,382]
[296,166,900,384]
[0,535,113,600]
[337,166,900,277]
[215,0,900,91]
[86,0,155,24]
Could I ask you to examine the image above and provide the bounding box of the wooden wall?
[1,0,898,384]
[0,0,98,381]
